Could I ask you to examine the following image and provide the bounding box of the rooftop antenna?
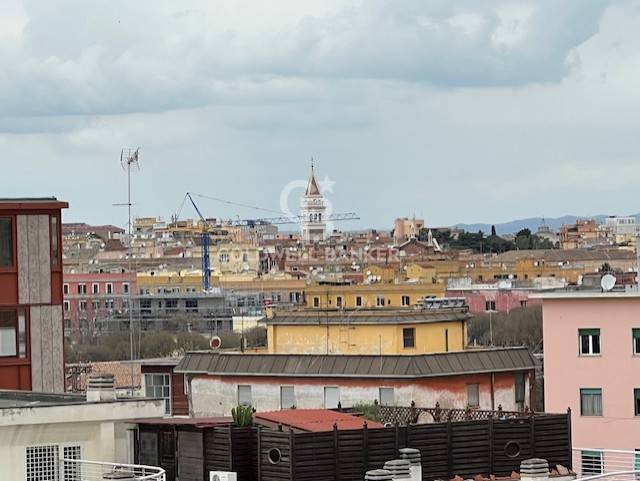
[117,147,140,396]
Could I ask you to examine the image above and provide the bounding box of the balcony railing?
[573,448,640,480]
[61,459,165,481]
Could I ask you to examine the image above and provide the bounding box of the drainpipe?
[490,373,495,411]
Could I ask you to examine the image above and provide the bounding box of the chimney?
[86,373,117,402]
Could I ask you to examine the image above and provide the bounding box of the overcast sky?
[2,0,639,229]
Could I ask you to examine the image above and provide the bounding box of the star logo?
[319,176,336,194]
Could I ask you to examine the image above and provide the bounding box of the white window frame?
[467,383,480,408]
[379,387,395,406]
[579,329,601,356]
[106,283,113,294]
[401,295,410,307]
[323,386,340,409]
[123,283,130,294]
[280,386,296,409]
[238,385,252,407]
[144,373,172,414]
[25,443,82,481]
[63,301,70,312]
[92,283,99,294]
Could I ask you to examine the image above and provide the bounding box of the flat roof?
[268,309,470,325]
[254,409,383,432]
[132,417,232,428]
[531,291,640,300]
[0,197,69,210]
[0,390,84,408]
[175,347,536,379]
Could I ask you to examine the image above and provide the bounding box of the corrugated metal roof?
[175,347,535,379]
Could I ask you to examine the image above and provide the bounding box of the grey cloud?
[0,0,611,124]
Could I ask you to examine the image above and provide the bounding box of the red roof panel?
[254,409,383,432]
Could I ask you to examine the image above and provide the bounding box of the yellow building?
[304,282,445,310]
[137,271,208,294]
[266,308,468,355]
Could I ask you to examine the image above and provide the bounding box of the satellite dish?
[210,336,222,350]
[601,274,616,292]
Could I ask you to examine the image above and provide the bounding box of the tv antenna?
[116,147,140,395]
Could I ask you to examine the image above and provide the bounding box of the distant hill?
[455,214,640,236]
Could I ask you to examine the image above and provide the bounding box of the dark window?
[185,299,198,313]
[336,296,343,308]
[445,329,449,352]
[635,389,640,416]
[520,300,527,308]
[401,295,410,307]
[356,296,362,307]
[403,327,415,348]
[313,297,320,308]
[580,388,603,416]
[485,300,496,312]
[579,329,601,355]
[77,284,87,295]
[0,218,13,267]
[50,216,60,267]
[165,299,178,311]
[515,372,525,404]
[633,329,640,355]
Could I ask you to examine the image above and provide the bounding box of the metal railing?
[573,448,640,480]
[60,459,166,481]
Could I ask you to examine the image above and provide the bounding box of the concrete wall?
[189,372,529,417]
[543,296,640,451]
[0,399,164,480]
[267,321,466,355]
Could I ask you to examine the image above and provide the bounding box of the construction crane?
[176,192,360,290]
[184,193,213,291]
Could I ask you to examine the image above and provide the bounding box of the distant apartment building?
[0,198,68,392]
[604,215,638,245]
[63,272,136,341]
[393,217,425,245]
[559,219,610,250]
[176,348,537,417]
[304,281,445,310]
[537,291,640,452]
[444,277,568,313]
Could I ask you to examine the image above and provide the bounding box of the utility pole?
[117,148,140,396]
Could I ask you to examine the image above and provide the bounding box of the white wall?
[0,399,164,480]
[189,377,525,417]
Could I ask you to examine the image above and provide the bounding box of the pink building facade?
[63,272,137,342]
[538,292,640,452]
[446,288,542,314]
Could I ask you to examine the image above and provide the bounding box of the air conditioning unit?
[210,472,237,481]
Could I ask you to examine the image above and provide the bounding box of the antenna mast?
[120,147,140,396]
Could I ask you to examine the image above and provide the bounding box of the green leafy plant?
[231,405,254,427]
[353,402,382,423]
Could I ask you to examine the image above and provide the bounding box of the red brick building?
[0,198,68,391]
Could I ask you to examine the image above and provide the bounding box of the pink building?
[445,288,542,313]
[63,272,137,342]
[537,292,640,453]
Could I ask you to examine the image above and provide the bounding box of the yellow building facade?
[266,309,468,355]
[304,282,445,309]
